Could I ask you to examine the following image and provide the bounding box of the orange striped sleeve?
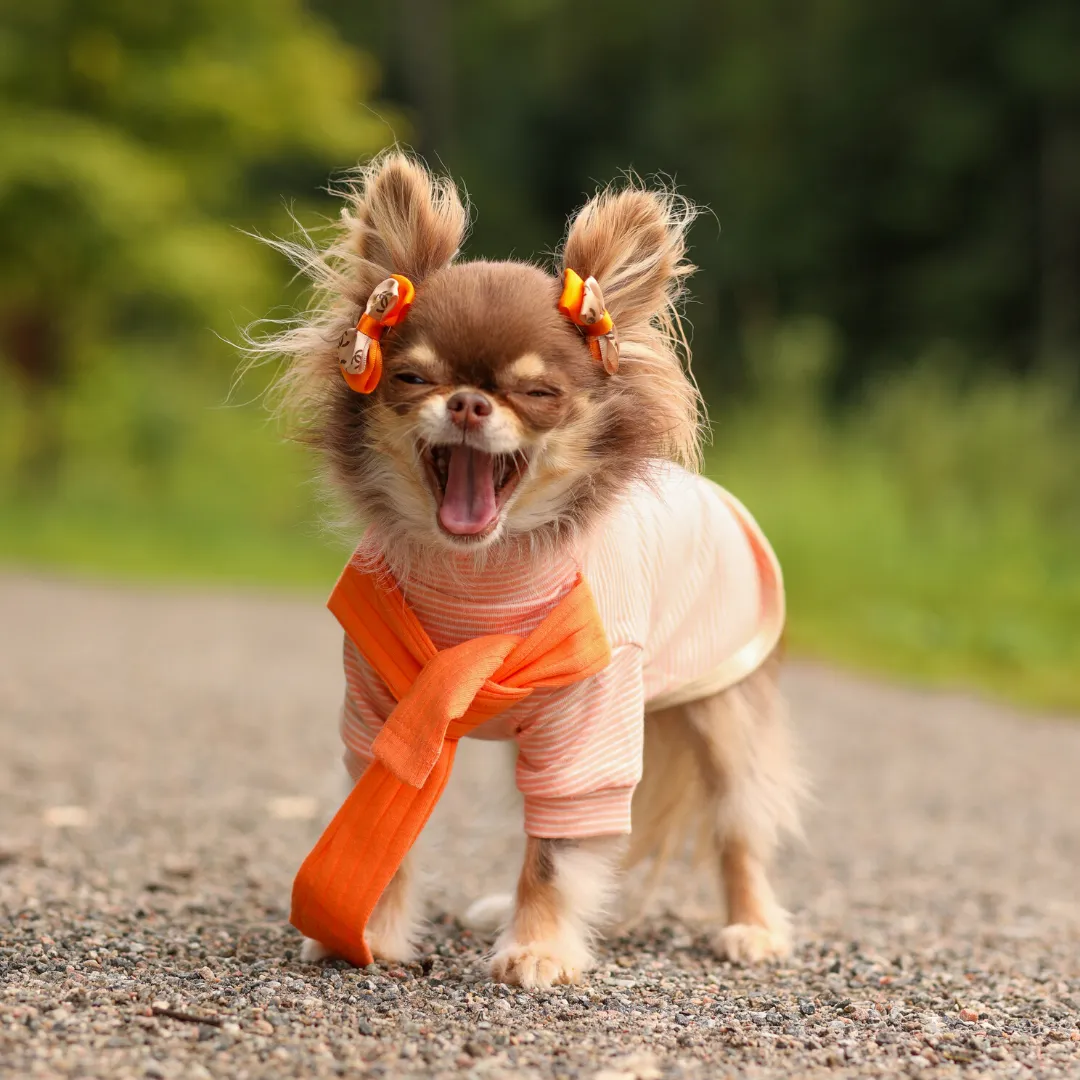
[514,644,644,837]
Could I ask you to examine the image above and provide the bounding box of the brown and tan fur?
[630,655,803,962]
[255,152,804,986]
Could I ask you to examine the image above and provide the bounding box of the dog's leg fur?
[715,836,791,963]
[628,655,804,963]
[490,836,622,988]
[300,852,421,964]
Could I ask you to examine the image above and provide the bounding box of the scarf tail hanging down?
[289,752,455,967]
[289,561,611,967]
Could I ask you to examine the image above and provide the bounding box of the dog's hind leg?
[629,655,805,963]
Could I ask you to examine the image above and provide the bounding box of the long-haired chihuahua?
[254,152,804,987]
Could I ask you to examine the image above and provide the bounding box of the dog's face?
[329,262,635,552]
[278,154,701,564]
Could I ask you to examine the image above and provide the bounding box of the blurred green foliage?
[0,0,391,480]
[0,0,1077,710]
[713,324,1080,711]
[351,0,1080,391]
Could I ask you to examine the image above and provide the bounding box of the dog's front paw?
[300,925,415,966]
[366,923,416,964]
[490,941,592,988]
[300,937,334,964]
[715,923,791,964]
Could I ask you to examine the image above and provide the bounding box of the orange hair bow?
[558,268,620,374]
[337,274,416,393]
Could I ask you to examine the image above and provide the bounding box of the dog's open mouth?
[422,444,528,538]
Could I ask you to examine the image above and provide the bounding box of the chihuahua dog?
[257,153,804,987]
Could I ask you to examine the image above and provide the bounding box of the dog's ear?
[342,152,468,298]
[560,184,697,330]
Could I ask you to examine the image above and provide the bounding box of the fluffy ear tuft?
[560,184,697,329]
[340,151,468,298]
[559,181,704,471]
[243,152,467,434]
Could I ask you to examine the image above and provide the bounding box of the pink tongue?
[439,446,499,535]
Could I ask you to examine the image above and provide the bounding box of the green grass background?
[1,326,1077,714]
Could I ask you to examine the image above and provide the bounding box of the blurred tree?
[324,0,1080,397]
[0,0,390,483]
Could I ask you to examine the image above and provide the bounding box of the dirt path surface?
[1,573,1078,1080]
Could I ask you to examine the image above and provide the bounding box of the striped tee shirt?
[339,461,784,838]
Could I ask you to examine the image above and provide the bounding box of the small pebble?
[162,854,197,877]
[42,805,90,828]
[267,796,318,821]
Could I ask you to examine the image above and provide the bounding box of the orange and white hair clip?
[337,274,415,393]
[558,268,620,374]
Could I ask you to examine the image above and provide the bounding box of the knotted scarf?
[289,559,612,966]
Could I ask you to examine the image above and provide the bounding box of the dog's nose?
[446,390,493,430]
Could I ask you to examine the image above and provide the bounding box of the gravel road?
[1,573,1078,1080]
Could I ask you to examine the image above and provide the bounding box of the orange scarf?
[289,559,612,966]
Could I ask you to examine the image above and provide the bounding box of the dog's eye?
[394,373,428,385]
[527,388,555,398]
